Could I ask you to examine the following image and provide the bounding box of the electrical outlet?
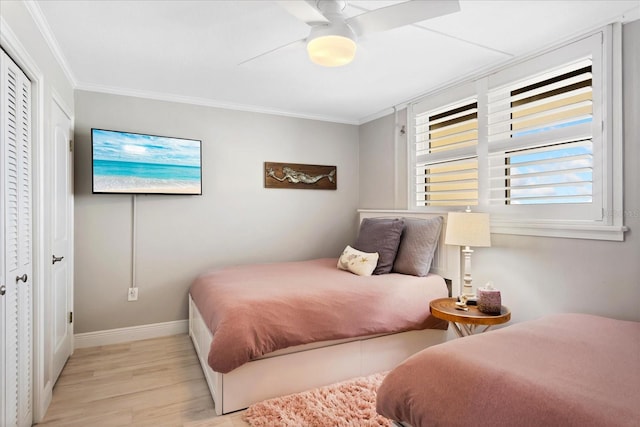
[128,287,139,301]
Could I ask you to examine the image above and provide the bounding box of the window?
[409,26,625,240]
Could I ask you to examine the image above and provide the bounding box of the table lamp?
[445,207,491,298]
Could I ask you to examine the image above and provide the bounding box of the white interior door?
[1,48,33,427]
[51,100,73,383]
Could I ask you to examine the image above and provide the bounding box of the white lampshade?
[445,211,491,248]
[307,24,357,67]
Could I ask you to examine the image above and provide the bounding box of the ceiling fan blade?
[238,38,306,66]
[276,0,330,25]
[348,0,460,37]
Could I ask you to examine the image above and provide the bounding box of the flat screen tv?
[91,128,202,195]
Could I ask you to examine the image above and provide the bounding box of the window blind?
[488,59,594,205]
[415,157,478,206]
[489,140,593,204]
[414,100,478,207]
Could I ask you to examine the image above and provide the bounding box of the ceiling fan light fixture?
[307,24,357,67]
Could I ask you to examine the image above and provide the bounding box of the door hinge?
[69,311,73,323]
[69,139,73,152]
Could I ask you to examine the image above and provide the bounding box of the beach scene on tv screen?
[92,129,201,194]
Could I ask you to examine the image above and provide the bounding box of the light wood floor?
[36,334,248,427]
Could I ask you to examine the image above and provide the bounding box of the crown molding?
[75,82,360,125]
[620,5,640,23]
[358,106,401,124]
[23,0,77,87]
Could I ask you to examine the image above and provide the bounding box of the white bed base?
[189,210,461,415]
[189,296,447,415]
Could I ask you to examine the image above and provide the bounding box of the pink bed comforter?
[377,313,640,427]
[189,258,448,373]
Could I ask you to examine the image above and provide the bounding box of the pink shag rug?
[243,372,391,427]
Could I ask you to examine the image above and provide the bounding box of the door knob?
[16,274,28,283]
[0,285,5,296]
[52,255,64,264]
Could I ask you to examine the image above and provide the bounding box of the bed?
[188,211,462,415]
[377,313,640,427]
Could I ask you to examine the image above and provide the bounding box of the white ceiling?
[33,0,639,124]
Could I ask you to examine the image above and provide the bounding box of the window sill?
[358,209,628,241]
[491,220,628,241]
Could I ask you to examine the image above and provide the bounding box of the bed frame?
[189,210,461,415]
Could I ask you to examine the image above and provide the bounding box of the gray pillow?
[354,218,404,275]
[392,217,443,277]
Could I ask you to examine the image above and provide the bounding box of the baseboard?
[74,319,189,349]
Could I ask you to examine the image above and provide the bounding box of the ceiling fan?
[244,0,461,67]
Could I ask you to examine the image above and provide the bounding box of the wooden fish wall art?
[264,162,337,190]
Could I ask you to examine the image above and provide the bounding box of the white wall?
[359,20,640,323]
[359,109,408,210]
[74,90,360,333]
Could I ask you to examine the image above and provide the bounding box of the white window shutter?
[487,59,596,207]
[413,99,478,207]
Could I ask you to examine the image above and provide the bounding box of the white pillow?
[337,245,379,277]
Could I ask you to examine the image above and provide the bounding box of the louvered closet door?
[1,49,33,427]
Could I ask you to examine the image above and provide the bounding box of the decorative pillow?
[337,246,379,276]
[393,216,443,277]
[353,218,404,275]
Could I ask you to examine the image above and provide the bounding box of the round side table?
[430,297,511,337]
